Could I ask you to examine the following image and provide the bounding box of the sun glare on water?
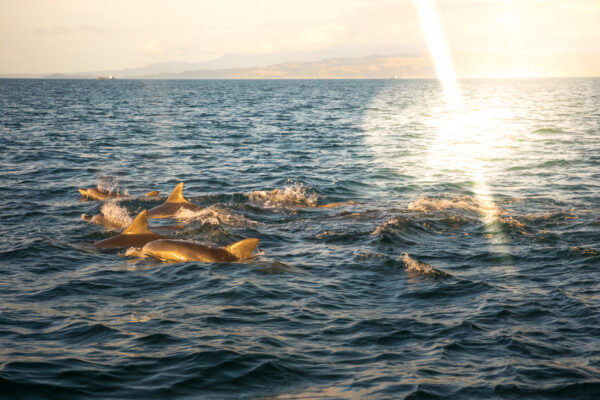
[363,1,514,257]
[414,0,511,254]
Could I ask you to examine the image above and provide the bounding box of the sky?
[1,0,599,75]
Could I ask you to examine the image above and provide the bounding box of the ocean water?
[0,78,599,399]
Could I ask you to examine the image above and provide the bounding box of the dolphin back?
[123,210,151,234]
[166,182,186,203]
[225,238,260,261]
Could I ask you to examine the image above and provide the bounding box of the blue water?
[0,78,599,399]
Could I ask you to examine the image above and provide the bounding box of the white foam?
[174,205,257,226]
[100,201,133,228]
[248,183,318,208]
[408,195,499,221]
[124,247,143,257]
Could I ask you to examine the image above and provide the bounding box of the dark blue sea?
[0,78,599,399]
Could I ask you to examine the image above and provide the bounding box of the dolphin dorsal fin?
[166,182,186,203]
[123,210,151,234]
[225,238,260,260]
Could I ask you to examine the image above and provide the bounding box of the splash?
[125,247,143,257]
[174,205,257,226]
[247,183,318,208]
[408,195,499,217]
[96,176,128,197]
[100,201,133,228]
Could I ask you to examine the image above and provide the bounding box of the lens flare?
[413,0,511,256]
[414,0,460,105]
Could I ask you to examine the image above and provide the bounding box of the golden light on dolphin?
[140,238,260,263]
[94,210,167,249]
[147,182,202,219]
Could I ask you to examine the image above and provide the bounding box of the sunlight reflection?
[414,0,511,256]
[363,1,513,258]
[424,104,513,253]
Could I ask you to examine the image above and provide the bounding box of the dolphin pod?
[92,209,260,262]
[147,182,202,218]
[141,238,260,263]
[94,210,166,249]
[83,181,355,263]
[84,182,258,262]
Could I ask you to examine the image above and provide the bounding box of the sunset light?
[1,1,598,398]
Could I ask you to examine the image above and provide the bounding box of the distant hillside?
[43,73,97,79]
[139,54,434,79]
[30,52,600,80]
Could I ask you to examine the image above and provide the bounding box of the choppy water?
[0,78,599,399]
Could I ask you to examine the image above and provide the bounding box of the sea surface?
[0,78,599,399]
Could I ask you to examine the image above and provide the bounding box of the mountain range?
[2,52,598,79]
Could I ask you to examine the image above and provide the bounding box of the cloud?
[28,25,129,35]
[135,39,192,58]
[288,23,348,51]
[136,39,168,56]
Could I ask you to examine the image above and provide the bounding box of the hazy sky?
[1,0,599,74]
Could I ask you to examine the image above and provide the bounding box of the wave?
[407,195,497,216]
[569,246,598,257]
[532,127,563,134]
[247,182,318,208]
[536,159,571,169]
[369,195,569,240]
[401,253,450,278]
[371,217,406,237]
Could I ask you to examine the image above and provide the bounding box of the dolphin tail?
[123,210,151,234]
[79,188,89,197]
[145,190,159,197]
[225,238,260,260]
[166,182,186,202]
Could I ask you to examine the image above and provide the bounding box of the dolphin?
[147,182,202,219]
[79,187,124,200]
[94,210,166,249]
[140,238,260,263]
[82,213,108,225]
[79,188,159,200]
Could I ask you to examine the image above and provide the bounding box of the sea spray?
[247,183,318,208]
[97,176,128,196]
[408,195,497,215]
[100,201,133,228]
[174,205,258,226]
